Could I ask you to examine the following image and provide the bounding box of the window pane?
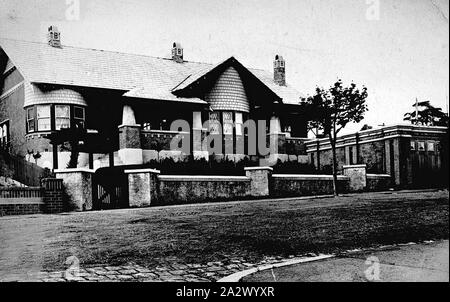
[38,118,51,131]
[223,112,233,135]
[74,107,85,119]
[55,105,70,118]
[56,118,70,130]
[418,141,425,151]
[37,105,51,118]
[28,120,35,132]
[427,142,435,152]
[27,108,35,120]
[209,112,220,134]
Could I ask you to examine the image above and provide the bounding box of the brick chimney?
[273,55,285,86]
[47,26,62,48]
[172,42,183,63]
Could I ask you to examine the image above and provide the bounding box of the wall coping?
[124,168,161,174]
[158,175,250,182]
[0,198,44,205]
[272,174,350,180]
[118,123,141,128]
[141,129,190,135]
[54,168,95,174]
[244,166,274,172]
[367,174,391,178]
[343,164,367,169]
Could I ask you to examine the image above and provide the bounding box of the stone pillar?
[55,168,94,211]
[342,164,367,192]
[41,178,65,214]
[384,140,391,175]
[345,146,351,165]
[125,168,160,207]
[118,105,143,165]
[393,139,401,186]
[245,166,273,197]
[192,111,208,160]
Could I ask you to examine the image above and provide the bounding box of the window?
[55,105,70,130]
[74,106,85,128]
[37,105,51,131]
[209,112,220,134]
[0,121,8,148]
[418,141,425,152]
[410,141,416,151]
[25,105,87,134]
[223,112,233,135]
[427,142,435,152]
[142,123,151,131]
[27,107,35,133]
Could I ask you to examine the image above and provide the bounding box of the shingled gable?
[171,56,282,106]
[0,38,303,105]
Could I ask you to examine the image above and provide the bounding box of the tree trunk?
[330,134,338,196]
[67,140,79,169]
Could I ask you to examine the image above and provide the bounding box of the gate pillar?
[125,168,160,207]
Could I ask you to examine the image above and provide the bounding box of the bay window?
[25,104,86,134]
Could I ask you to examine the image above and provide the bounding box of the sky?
[0,0,448,134]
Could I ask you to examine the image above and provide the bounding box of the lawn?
[0,190,448,276]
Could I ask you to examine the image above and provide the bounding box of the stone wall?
[366,174,393,191]
[270,174,350,197]
[156,175,251,205]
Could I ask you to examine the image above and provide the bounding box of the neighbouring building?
[305,125,449,188]
[0,27,309,170]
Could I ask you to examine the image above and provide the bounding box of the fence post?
[41,178,65,214]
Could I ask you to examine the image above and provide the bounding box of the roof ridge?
[0,36,216,65]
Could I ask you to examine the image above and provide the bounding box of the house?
[306,124,448,188]
[0,26,309,171]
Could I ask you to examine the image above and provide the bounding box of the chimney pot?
[172,42,183,63]
[47,26,62,48]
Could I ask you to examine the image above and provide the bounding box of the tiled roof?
[0,38,303,105]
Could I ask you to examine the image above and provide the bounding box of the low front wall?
[270,174,350,197]
[366,174,393,191]
[0,178,65,216]
[0,187,44,216]
[156,175,251,205]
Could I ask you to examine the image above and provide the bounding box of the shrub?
[271,160,319,174]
